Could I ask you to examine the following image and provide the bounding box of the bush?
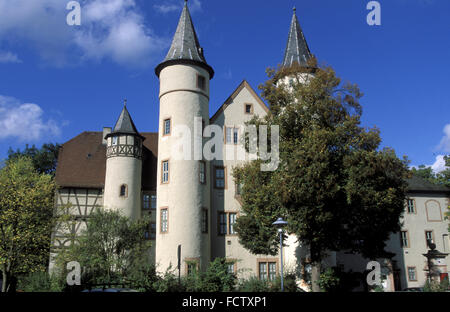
[424,279,449,292]
[237,276,270,292]
[17,271,64,292]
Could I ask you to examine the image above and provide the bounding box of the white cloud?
[437,123,450,153]
[154,0,202,14]
[0,51,22,63]
[0,95,61,141]
[430,155,447,173]
[0,0,167,68]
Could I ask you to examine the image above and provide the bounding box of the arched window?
[119,184,128,197]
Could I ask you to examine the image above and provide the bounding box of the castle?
[51,2,450,291]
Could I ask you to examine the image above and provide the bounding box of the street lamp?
[272,217,288,292]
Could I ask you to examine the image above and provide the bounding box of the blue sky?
[0,0,449,171]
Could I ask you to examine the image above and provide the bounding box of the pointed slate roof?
[155,0,214,78]
[282,8,313,68]
[105,103,144,140]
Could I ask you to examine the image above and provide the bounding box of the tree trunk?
[2,268,8,293]
[310,262,321,292]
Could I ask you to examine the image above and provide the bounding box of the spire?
[282,8,313,68]
[107,103,144,139]
[155,0,214,78]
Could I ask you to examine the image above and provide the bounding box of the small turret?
[103,101,144,220]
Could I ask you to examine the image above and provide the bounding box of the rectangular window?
[218,211,238,235]
[407,199,415,213]
[163,118,171,136]
[161,208,168,233]
[225,127,232,144]
[143,194,150,210]
[215,167,225,189]
[199,161,206,184]
[400,231,409,248]
[145,223,156,240]
[229,213,237,235]
[259,261,277,281]
[151,195,157,210]
[268,262,277,281]
[219,212,227,235]
[236,183,243,196]
[425,231,434,246]
[233,128,239,145]
[408,267,417,281]
[259,262,267,281]
[227,262,236,275]
[186,259,199,275]
[197,75,206,91]
[245,104,253,114]
[202,208,208,234]
[162,160,169,184]
[112,136,118,146]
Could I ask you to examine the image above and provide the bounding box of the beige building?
[50,3,449,291]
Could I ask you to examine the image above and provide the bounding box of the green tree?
[55,209,152,288]
[411,155,450,187]
[7,143,61,175]
[233,60,410,291]
[0,156,56,292]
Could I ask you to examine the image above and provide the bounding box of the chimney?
[103,127,111,145]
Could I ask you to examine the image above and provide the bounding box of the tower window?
[119,184,128,197]
[199,161,206,184]
[112,136,118,146]
[163,118,171,136]
[214,167,226,189]
[197,75,206,91]
[161,208,168,233]
[201,208,208,234]
[162,160,169,184]
[143,194,150,209]
[151,195,157,210]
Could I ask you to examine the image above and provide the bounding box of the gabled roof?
[210,80,269,123]
[155,0,214,78]
[407,175,450,194]
[282,8,313,68]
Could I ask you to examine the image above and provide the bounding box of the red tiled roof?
[55,132,158,191]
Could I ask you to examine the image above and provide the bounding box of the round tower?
[103,103,144,220]
[155,1,213,275]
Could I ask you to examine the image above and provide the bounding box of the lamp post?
[272,217,288,292]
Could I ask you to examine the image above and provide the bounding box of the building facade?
[50,3,450,290]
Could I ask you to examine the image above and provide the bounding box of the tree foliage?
[0,156,56,292]
[233,60,410,289]
[410,155,450,187]
[54,209,151,287]
[7,143,61,175]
